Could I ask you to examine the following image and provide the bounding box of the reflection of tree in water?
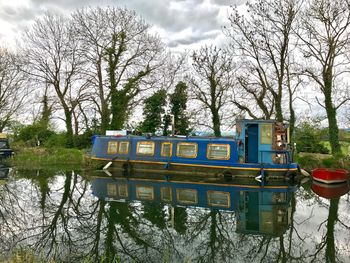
[1,173,350,262]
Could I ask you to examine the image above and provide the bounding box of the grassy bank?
[296,152,350,172]
[6,147,86,170]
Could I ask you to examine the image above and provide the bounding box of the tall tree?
[190,46,234,137]
[0,48,28,132]
[170,81,191,135]
[297,0,350,154]
[22,13,87,147]
[72,7,165,133]
[225,0,301,121]
[139,89,167,134]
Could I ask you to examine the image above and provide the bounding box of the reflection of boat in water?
[0,164,12,179]
[311,180,350,199]
[91,172,298,237]
[311,168,349,184]
[0,133,13,159]
[90,120,299,179]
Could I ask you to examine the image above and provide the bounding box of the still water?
[0,166,349,263]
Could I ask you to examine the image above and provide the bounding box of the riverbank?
[295,152,350,172]
[6,147,86,170]
[4,146,350,172]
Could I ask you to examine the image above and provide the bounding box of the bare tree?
[72,7,167,133]
[0,48,29,131]
[189,46,234,137]
[297,0,350,154]
[225,0,301,122]
[22,13,88,147]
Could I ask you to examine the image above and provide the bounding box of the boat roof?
[95,135,236,142]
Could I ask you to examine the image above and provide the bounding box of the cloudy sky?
[0,0,245,51]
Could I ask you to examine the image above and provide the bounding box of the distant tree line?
[0,0,350,154]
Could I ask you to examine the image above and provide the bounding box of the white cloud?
[0,0,244,50]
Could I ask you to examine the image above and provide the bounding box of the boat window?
[161,187,172,202]
[161,142,172,157]
[260,123,272,144]
[107,183,117,196]
[118,141,129,155]
[118,184,128,197]
[176,143,198,158]
[176,189,198,204]
[107,141,118,155]
[136,141,155,156]
[136,185,154,200]
[207,144,230,160]
[207,191,230,208]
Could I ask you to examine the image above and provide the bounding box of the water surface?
[0,167,349,262]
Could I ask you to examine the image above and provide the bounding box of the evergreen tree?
[170,82,191,135]
[140,90,167,133]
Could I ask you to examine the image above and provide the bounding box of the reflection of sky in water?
[0,170,349,262]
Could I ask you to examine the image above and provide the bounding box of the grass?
[7,147,85,170]
[321,140,350,155]
[297,140,350,171]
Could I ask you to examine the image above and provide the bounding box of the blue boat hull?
[91,156,299,179]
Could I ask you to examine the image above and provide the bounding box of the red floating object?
[311,180,350,199]
[311,168,349,184]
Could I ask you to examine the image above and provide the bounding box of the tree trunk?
[275,93,284,122]
[324,69,340,154]
[100,103,110,134]
[289,94,295,144]
[212,109,221,137]
[326,103,340,154]
[96,59,110,134]
[110,89,129,130]
[63,107,74,148]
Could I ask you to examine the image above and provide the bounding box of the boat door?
[246,124,258,163]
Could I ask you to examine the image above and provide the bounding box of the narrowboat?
[90,119,299,179]
[311,168,349,184]
[91,172,298,237]
[0,133,13,159]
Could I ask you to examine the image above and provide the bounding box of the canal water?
[0,167,349,263]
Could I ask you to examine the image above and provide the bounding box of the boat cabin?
[236,120,290,165]
[0,133,13,159]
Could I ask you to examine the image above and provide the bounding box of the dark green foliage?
[296,155,320,170]
[162,114,171,136]
[139,89,167,133]
[43,133,67,148]
[170,81,191,135]
[294,122,329,154]
[73,129,98,149]
[39,94,52,130]
[17,123,55,146]
[322,157,337,168]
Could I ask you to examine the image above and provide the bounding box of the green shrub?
[296,155,320,168]
[294,122,329,154]
[16,123,55,146]
[322,157,336,168]
[43,133,67,148]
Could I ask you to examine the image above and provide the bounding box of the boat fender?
[255,168,266,184]
[103,156,118,170]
